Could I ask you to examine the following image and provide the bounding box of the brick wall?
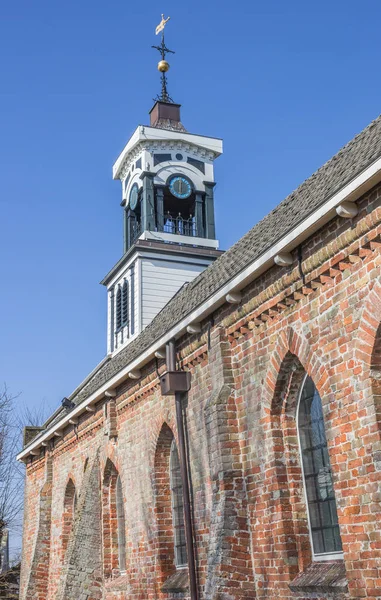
[20,183,381,599]
[21,456,52,600]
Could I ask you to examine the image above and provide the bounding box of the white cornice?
[17,156,381,461]
[113,126,223,181]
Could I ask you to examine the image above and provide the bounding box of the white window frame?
[296,373,344,562]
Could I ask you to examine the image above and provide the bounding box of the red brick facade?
[20,182,381,599]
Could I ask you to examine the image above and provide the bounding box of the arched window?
[297,375,343,559]
[116,286,122,330]
[62,479,76,558]
[116,475,126,572]
[170,440,187,567]
[103,460,126,577]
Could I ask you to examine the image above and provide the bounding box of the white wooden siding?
[141,258,209,329]
[108,252,213,356]
[109,257,141,353]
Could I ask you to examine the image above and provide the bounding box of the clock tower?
[101,20,223,355]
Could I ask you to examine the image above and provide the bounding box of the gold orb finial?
[158,60,170,73]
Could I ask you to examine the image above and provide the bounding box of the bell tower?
[101,16,223,355]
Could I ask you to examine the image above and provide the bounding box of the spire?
[150,15,186,132]
[152,14,174,104]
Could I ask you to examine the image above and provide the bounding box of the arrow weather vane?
[152,14,175,103]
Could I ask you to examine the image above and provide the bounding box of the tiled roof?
[45,114,381,428]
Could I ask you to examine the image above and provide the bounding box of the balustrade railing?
[130,212,198,246]
[162,212,197,237]
[130,221,142,245]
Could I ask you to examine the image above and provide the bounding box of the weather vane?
[152,14,174,103]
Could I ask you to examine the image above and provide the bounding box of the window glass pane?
[304,475,318,501]
[308,501,321,528]
[332,525,342,551]
[302,450,314,475]
[170,441,188,567]
[312,530,324,554]
[330,499,339,525]
[298,376,342,556]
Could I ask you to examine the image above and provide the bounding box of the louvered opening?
[116,287,122,330]
[122,281,129,326]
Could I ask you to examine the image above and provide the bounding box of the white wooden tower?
[101,22,223,355]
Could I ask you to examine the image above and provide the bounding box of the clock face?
[169,176,192,199]
[129,183,139,210]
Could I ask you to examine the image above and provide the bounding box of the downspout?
[163,340,198,600]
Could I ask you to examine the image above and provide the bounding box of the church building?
[18,17,381,600]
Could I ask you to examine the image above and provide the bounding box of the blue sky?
[1,0,381,421]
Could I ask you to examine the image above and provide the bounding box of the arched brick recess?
[371,323,381,435]
[270,353,311,575]
[357,281,381,437]
[103,459,121,578]
[356,279,381,369]
[356,281,381,483]
[62,478,76,559]
[253,329,341,595]
[153,423,176,587]
[100,442,119,477]
[265,328,330,409]
[149,411,177,471]
[56,451,102,600]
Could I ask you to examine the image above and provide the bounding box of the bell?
[158,60,170,73]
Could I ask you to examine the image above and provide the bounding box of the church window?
[170,440,187,567]
[135,158,142,170]
[297,375,343,559]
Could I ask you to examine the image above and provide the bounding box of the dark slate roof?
[44,114,381,429]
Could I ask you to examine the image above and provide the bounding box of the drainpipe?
[161,340,198,600]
